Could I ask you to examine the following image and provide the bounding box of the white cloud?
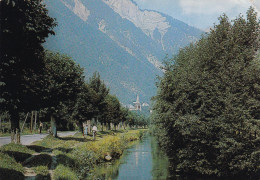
[133,0,259,29]
[251,0,260,13]
[179,0,251,15]
[256,1,260,9]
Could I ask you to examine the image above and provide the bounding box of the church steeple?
[133,95,141,111]
[136,95,140,104]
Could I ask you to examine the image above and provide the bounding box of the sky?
[133,0,260,30]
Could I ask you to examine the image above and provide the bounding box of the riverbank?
[88,135,172,180]
[0,129,147,180]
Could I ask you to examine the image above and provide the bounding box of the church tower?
[133,95,141,111]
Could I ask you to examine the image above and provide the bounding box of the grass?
[54,165,78,180]
[0,152,25,180]
[34,129,147,179]
[24,153,53,169]
[33,166,49,176]
[0,143,35,154]
[0,143,35,162]
[0,129,147,179]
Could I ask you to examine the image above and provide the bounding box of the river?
[89,135,172,180]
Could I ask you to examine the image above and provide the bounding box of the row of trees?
[0,0,149,141]
[152,8,260,179]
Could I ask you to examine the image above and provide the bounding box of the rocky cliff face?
[44,0,203,104]
[103,0,171,39]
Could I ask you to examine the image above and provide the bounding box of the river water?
[89,135,172,180]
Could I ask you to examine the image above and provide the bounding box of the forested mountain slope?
[44,0,203,104]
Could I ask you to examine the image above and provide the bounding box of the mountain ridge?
[44,0,203,104]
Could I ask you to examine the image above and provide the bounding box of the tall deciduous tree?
[153,7,260,179]
[0,0,56,140]
[103,95,121,130]
[88,72,109,124]
[43,52,84,137]
[73,83,97,134]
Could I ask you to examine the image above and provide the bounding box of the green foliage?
[0,143,35,162]
[68,148,97,178]
[88,72,109,122]
[0,152,24,180]
[33,166,49,176]
[42,51,85,115]
[121,130,144,142]
[40,51,86,135]
[125,111,150,128]
[0,143,35,154]
[103,95,121,126]
[24,154,52,169]
[0,0,56,131]
[73,84,96,122]
[35,130,144,179]
[54,165,78,180]
[153,8,260,179]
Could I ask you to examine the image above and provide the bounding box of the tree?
[153,8,260,179]
[0,0,56,141]
[73,83,97,134]
[103,95,121,130]
[88,72,109,125]
[119,107,129,129]
[42,52,85,137]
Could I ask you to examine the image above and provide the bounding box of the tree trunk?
[34,111,37,131]
[79,121,84,135]
[107,122,111,130]
[16,128,20,144]
[10,110,20,144]
[119,122,123,130]
[87,120,91,134]
[21,112,29,133]
[30,111,34,133]
[102,123,104,131]
[51,115,57,137]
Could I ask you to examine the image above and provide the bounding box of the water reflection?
[89,135,172,180]
[114,136,153,180]
[150,136,171,180]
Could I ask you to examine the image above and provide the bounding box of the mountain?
[44,0,203,104]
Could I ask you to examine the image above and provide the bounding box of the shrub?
[0,152,24,180]
[54,165,78,180]
[0,143,35,162]
[33,166,49,176]
[24,154,52,169]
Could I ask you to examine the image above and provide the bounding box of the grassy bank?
[0,129,147,179]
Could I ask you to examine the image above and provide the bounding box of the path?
[0,131,77,147]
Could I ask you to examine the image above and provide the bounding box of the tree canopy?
[0,0,56,132]
[152,7,260,179]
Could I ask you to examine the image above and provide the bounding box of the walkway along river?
[89,134,173,179]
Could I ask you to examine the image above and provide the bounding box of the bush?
[152,7,260,178]
[0,143,35,162]
[33,166,49,176]
[34,166,51,180]
[0,152,24,180]
[34,129,145,179]
[34,135,79,150]
[24,154,52,169]
[54,165,78,180]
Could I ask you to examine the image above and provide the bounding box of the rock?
[105,155,112,161]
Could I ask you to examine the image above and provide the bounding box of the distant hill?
[44,0,203,104]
